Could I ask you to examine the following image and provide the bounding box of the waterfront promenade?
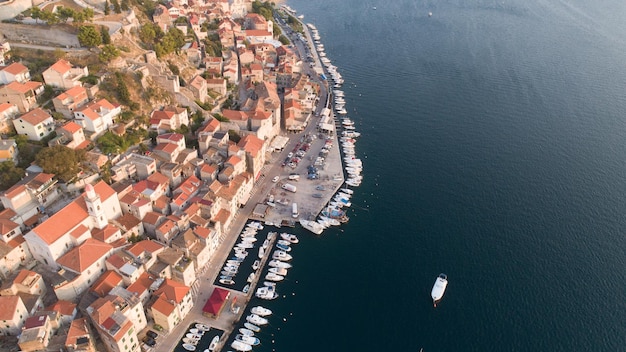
[156,18,346,352]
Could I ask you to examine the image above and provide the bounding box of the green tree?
[111,0,121,13]
[115,72,131,105]
[104,0,110,15]
[31,7,42,24]
[101,26,111,45]
[40,10,59,25]
[0,161,25,191]
[278,34,289,45]
[77,25,102,47]
[82,8,94,22]
[35,146,85,182]
[99,44,119,62]
[56,7,75,23]
[121,0,129,11]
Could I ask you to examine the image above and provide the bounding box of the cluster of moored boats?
[254,233,298,300]
[308,23,345,89]
[230,306,272,351]
[219,222,264,286]
[182,324,217,351]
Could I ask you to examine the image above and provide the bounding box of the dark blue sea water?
[244,0,626,351]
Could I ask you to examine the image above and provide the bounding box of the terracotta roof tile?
[56,238,112,273]
[18,108,51,125]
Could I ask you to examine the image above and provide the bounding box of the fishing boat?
[272,250,292,261]
[246,314,269,325]
[236,334,260,346]
[300,219,324,235]
[251,306,273,316]
[239,328,255,336]
[230,340,252,351]
[244,322,260,332]
[183,343,197,351]
[269,267,288,275]
[431,273,448,306]
[268,260,292,268]
[208,336,219,351]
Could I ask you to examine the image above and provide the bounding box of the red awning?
[202,287,230,318]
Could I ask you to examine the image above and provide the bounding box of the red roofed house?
[149,106,189,134]
[0,235,32,280]
[150,278,192,332]
[50,121,88,149]
[74,98,121,136]
[105,251,144,285]
[188,75,208,103]
[0,172,59,221]
[244,29,273,44]
[64,317,96,352]
[86,287,146,352]
[91,270,124,298]
[45,300,77,327]
[52,86,90,118]
[54,238,114,301]
[42,59,88,90]
[18,312,59,351]
[0,81,44,113]
[202,286,230,318]
[12,107,54,141]
[238,134,267,178]
[0,103,19,133]
[24,182,121,270]
[124,239,165,270]
[0,295,27,335]
[0,269,46,296]
[171,175,201,213]
[0,62,30,84]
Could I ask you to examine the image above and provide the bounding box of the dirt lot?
[0,23,80,47]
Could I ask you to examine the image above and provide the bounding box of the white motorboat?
[280,233,299,243]
[251,307,272,318]
[183,343,197,351]
[269,266,288,275]
[320,215,340,226]
[266,273,284,282]
[231,340,252,351]
[247,221,263,230]
[317,218,330,228]
[262,239,270,249]
[268,260,292,268]
[277,239,292,246]
[431,273,448,306]
[273,250,292,261]
[183,337,198,345]
[247,273,255,283]
[242,284,250,293]
[255,286,278,300]
[186,333,202,339]
[258,246,265,259]
[220,270,236,276]
[219,278,235,285]
[244,322,260,332]
[195,323,210,331]
[300,219,324,235]
[252,260,260,270]
[263,281,276,287]
[208,336,219,351]
[276,242,291,252]
[236,242,254,249]
[239,328,255,336]
[246,314,269,325]
[189,328,199,334]
[236,334,260,346]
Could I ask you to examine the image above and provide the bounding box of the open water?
[244,0,626,351]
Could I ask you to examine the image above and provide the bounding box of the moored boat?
[250,306,272,317]
[265,272,284,282]
[236,334,260,346]
[246,314,269,325]
[239,328,255,336]
[183,343,197,351]
[219,278,234,285]
[276,242,291,252]
[280,233,299,243]
[268,260,292,268]
[300,219,324,235]
[269,266,288,275]
[244,322,260,332]
[231,340,252,351]
[431,273,448,306]
[208,336,219,351]
[272,250,292,261]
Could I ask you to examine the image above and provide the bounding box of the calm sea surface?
[239,0,626,350]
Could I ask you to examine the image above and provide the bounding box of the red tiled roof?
[18,108,51,125]
[1,62,28,75]
[56,238,112,273]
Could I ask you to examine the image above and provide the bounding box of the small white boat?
[231,340,252,351]
[276,242,291,252]
[183,343,197,351]
[300,219,324,235]
[252,260,260,270]
[258,246,265,259]
[247,273,255,283]
[269,260,292,268]
[183,337,198,345]
[255,286,278,300]
[244,322,261,332]
[251,306,273,316]
[208,336,219,351]
[262,239,270,249]
[219,278,234,285]
[246,314,269,325]
[242,284,250,293]
[273,250,292,261]
[280,233,299,243]
[236,334,260,346]
[431,273,448,306]
[269,266,288,275]
[247,221,264,230]
[266,272,284,282]
[189,328,199,334]
[277,239,292,246]
[320,215,340,226]
[195,323,210,331]
[186,333,202,339]
[239,328,255,336]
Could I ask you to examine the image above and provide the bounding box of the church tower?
[85,184,108,229]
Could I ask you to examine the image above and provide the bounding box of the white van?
[292,203,299,218]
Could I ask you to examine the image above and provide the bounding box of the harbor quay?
[156,28,347,352]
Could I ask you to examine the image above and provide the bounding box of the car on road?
[272,176,279,183]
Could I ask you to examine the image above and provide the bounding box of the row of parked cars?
[141,330,159,350]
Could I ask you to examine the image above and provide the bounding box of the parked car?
[143,337,156,347]
[146,330,158,339]
[272,176,279,183]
